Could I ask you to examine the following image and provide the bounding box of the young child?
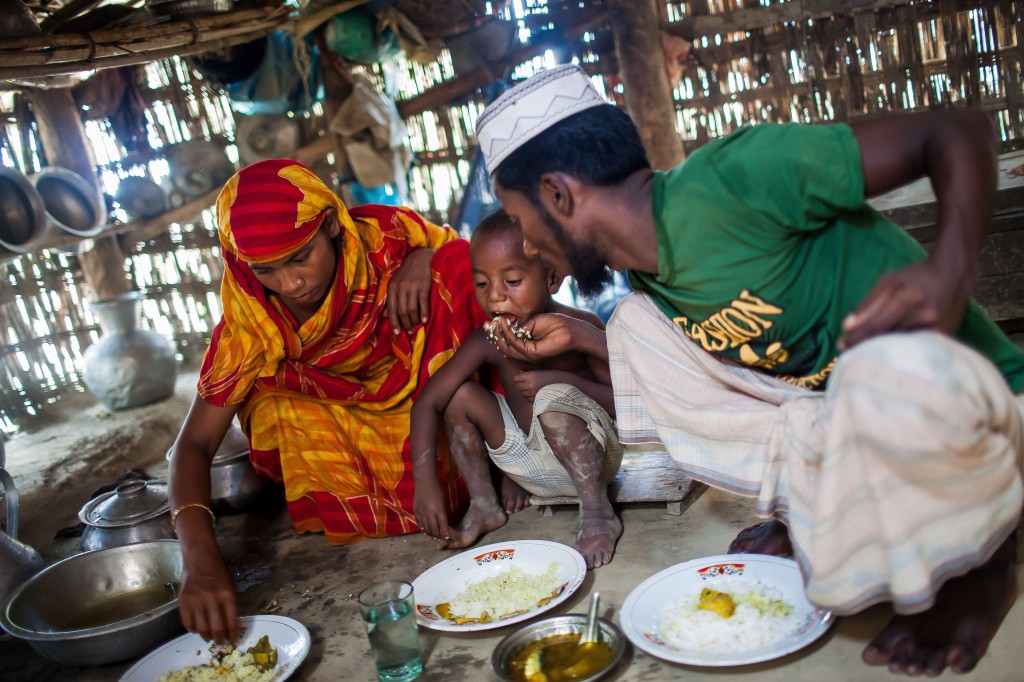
[410,209,623,569]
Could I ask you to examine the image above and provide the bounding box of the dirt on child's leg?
[537,411,621,569]
[439,381,508,548]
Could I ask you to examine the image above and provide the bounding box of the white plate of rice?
[119,615,311,681]
[621,554,834,667]
[412,540,586,632]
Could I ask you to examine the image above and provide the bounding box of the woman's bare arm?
[168,395,240,644]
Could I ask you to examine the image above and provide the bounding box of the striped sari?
[199,165,485,544]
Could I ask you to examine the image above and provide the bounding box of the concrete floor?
[1,373,1023,681]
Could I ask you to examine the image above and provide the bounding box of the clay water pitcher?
[0,442,45,606]
[82,291,178,411]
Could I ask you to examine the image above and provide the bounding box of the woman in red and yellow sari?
[168,159,486,643]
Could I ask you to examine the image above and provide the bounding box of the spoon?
[579,591,601,648]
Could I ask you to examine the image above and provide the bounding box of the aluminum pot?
[167,425,273,511]
[0,540,183,666]
[30,167,105,240]
[78,479,175,552]
[0,168,48,252]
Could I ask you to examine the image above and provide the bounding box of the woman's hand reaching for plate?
[177,547,240,645]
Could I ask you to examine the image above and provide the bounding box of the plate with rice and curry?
[120,615,311,681]
[621,554,834,667]
[412,540,587,632]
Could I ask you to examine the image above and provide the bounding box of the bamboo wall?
[1,0,1022,430]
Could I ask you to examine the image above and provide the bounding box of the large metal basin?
[0,540,184,666]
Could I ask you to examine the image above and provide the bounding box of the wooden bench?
[529,444,706,516]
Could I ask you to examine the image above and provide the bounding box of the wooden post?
[610,0,685,170]
[24,86,133,300]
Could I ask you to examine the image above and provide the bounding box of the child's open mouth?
[484,313,532,342]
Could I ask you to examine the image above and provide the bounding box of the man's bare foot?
[861,536,1017,676]
[437,499,507,549]
[500,475,532,514]
[576,507,622,570]
[728,519,793,556]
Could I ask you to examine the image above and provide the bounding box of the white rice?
[446,564,563,620]
[156,645,276,682]
[658,576,799,653]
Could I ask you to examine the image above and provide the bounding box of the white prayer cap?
[476,64,605,176]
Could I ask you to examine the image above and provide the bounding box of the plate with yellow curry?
[412,540,587,632]
[621,554,834,667]
[119,615,311,681]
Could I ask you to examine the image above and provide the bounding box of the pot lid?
[78,479,170,528]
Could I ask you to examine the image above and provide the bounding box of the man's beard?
[540,204,613,298]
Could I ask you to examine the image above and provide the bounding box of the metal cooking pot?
[0,449,45,607]
[166,425,273,511]
[78,479,175,552]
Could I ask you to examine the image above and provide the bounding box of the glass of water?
[358,580,423,682]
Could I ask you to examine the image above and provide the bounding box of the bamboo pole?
[0,29,277,80]
[610,0,684,170]
[0,20,286,69]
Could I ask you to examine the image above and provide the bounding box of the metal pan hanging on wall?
[30,167,105,240]
[236,114,303,167]
[0,167,48,253]
[163,139,236,208]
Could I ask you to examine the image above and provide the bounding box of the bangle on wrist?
[171,502,216,532]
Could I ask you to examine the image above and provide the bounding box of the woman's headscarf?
[198,158,454,407]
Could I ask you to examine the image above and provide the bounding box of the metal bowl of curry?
[492,614,628,682]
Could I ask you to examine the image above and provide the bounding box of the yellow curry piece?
[508,632,614,682]
[697,587,736,618]
[246,635,279,672]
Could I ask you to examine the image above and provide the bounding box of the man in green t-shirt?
[475,64,1024,676]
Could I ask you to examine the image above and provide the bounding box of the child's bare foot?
[439,498,507,549]
[576,507,622,569]
[862,536,1017,675]
[500,475,532,514]
[728,519,793,556]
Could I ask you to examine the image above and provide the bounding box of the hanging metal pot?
[236,114,303,167]
[0,168,48,253]
[114,176,168,220]
[163,139,236,208]
[30,167,105,241]
[78,479,175,552]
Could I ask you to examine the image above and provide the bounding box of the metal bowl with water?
[492,614,629,682]
[0,540,183,666]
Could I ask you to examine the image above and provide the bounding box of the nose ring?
[296,277,304,286]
